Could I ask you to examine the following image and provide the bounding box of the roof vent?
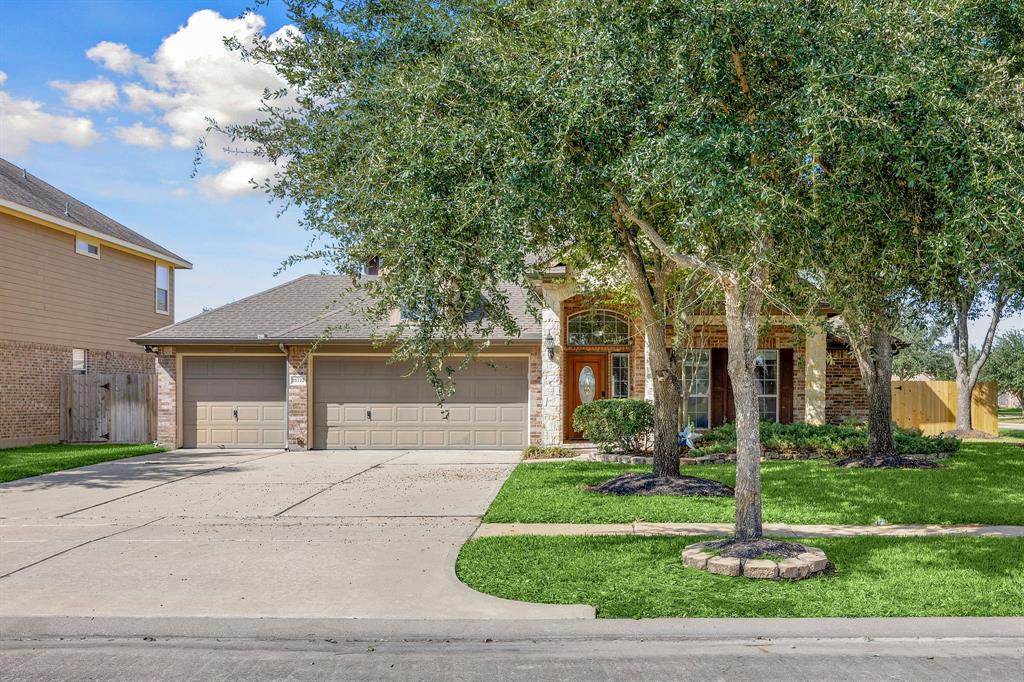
[64,201,70,217]
[21,167,27,180]
[256,333,267,340]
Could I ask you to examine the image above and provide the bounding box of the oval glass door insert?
[579,366,596,403]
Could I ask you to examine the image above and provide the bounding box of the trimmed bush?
[693,421,960,457]
[573,399,653,453]
[521,445,577,460]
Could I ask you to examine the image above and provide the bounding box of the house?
[132,269,869,450]
[0,158,192,448]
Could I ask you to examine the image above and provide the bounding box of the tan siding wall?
[0,213,174,354]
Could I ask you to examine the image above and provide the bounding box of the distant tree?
[891,320,955,382]
[982,331,1024,416]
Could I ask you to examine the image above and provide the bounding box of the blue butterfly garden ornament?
[678,424,700,451]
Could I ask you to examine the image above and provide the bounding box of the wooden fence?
[60,373,156,443]
[891,380,999,436]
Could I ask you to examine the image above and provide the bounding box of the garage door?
[182,357,287,448]
[313,357,528,450]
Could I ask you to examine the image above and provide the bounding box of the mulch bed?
[834,454,941,469]
[586,472,734,497]
[942,428,996,439]
[703,538,811,559]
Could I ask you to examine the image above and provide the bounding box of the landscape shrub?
[692,421,960,457]
[521,445,577,460]
[572,399,653,453]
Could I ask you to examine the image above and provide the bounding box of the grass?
[457,535,1024,618]
[484,441,1024,525]
[998,407,1024,423]
[0,443,166,483]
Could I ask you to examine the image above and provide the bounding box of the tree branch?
[611,188,727,279]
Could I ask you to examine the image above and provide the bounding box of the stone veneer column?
[804,327,827,425]
[155,349,177,447]
[286,345,311,450]
[540,282,575,445]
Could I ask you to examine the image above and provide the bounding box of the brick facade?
[825,348,869,424]
[0,339,154,448]
[287,345,311,450]
[154,349,177,446]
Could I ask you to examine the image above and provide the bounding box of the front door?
[566,354,608,439]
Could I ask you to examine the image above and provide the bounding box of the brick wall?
[528,346,542,445]
[825,349,869,424]
[154,349,177,446]
[287,345,311,449]
[0,339,153,448]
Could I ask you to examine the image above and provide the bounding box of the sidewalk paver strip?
[473,522,1024,539]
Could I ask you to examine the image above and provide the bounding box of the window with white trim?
[611,353,630,398]
[567,310,630,346]
[755,349,779,422]
[156,265,170,314]
[681,350,710,429]
[75,237,100,258]
[72,348,88,374]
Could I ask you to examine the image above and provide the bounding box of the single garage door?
[313,357,528,450]
[182,357,287,448]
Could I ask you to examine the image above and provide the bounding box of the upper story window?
[75,237,100,258]
[362,257,381,276]
[566,310,630,346]
[155,264,170,314]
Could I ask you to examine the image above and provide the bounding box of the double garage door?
[181,356,528,450]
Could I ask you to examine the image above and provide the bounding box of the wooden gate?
[60,373,156,443]
[891,380,999,436]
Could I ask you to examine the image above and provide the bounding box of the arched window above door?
[566,310,630,346]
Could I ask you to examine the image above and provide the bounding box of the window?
[75,237,100,258]
[755,349,779,422]
[72,348,88,374]
[156,265,170,314]
[682,350,710,429]
[611,353,630,398]
[361,257,381,276]
[566,310,630,346]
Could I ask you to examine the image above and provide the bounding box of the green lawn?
[998,407,1024,423]
[0,443,166,483]
[457,535,1024,618]
[484,441,1024,525]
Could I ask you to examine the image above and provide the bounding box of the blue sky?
[0,0,1020,342]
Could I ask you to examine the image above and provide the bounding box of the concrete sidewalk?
[473,521,1024,539]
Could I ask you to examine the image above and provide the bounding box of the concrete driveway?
[0,449,592,619]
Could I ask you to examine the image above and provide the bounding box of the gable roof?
[0,157,191,268]
[132,274,541,344]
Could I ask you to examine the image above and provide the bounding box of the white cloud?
[172,187,190,198]
[0,90,99,157]
[0,71,7,86]
[86,41,141,74]
[86,10,298,196]
[50,77,119,110]
[115,122,167,148]
[200,159,277,197]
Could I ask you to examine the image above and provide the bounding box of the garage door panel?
[313,357,528,450]
[182,357,286,449]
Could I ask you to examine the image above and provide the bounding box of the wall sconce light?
[544,333,556,360]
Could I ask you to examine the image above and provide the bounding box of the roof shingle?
[133,274,541,343]
[0,157,191,267]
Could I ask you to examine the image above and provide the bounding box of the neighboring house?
[133,268,869,451]
[0,158,192,448]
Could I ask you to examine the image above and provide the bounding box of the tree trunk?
[955,375,974,432]
[722,279,763,541]
[848,321,898,458]
[648,337,682,478]
[614,213,681,478]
